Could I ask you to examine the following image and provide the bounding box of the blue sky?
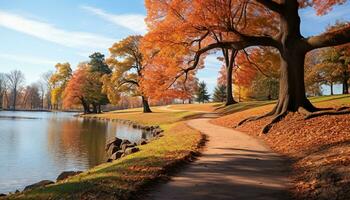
[0,1,349,94]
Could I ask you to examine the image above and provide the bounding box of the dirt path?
[147,114,291,200]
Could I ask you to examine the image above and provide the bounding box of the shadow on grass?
[309,94,350,104]
[215,101,276,115]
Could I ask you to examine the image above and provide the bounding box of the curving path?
[147,113,292,200]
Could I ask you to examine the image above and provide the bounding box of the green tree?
[320,45,350,94]
[195,81,210,103]
[212,84,227,102]
[88,53,111,113]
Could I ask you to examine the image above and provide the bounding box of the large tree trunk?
[226,64,236,106]
[141,96,152,113]
[275,50,314,114]
[223,48,237,106]
[272,1,317,115]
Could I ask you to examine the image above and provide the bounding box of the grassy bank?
[6,108,203,200]
[212,94,350,200]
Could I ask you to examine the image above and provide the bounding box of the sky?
[0,0,349,94]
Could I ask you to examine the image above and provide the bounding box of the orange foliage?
[143,0,347,98]
[63,64,88,108]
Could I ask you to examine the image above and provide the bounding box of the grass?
[7,107,203,200]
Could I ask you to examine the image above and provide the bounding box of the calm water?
[0,111,151,194]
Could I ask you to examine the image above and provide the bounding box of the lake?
[0,111,150,194]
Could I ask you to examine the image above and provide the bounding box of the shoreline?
[1,115,167,197]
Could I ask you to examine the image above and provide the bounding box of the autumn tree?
[6,70,25,110]
[218,48,238,105]
[50,63,72,109]
[145,0,350,133]
[213,84,227,103]
[195,81,210,103]
[22,83,41,110]
[104,35,152,113]
[319,45,350,94]
[245,47,280,100]
[63,64,91,113]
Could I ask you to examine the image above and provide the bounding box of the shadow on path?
[146,118,292,200]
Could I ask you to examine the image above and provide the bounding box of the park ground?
[5,94,350,200]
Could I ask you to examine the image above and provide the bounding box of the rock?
[139,139,147,145]
[124,147,140,155]
[24,180,54,191]
[154,128,163,134]
[121,143,135,152]
[132,124,138,128]
[56,171,83,182]
[105,137,123,151]
[145,126,151,131]
[119,139,131,148]
[107,145,120,157]
[110,151,124,160]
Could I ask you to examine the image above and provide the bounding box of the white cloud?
[0,10,116,50]
[0,53,57,65]
[81,5,147,34]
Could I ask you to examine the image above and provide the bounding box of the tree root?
[305,108,350,120]
[261,112,288,134]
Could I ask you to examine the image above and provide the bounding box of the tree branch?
[186,36,281,73]
[305,23,350,51]
[255,0,283,14]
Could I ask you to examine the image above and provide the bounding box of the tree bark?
[98,105,101,113]
[270,0,317,115]
[330,82,334,95]
[80,98,90,114]
[141,96,152,113]
[92,104,98,114]
[342,71,349,94]
[13,87,17,111]
[226,63,236,106]
[222,48,237,106]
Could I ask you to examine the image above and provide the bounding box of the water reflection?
[0,111,150,194]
